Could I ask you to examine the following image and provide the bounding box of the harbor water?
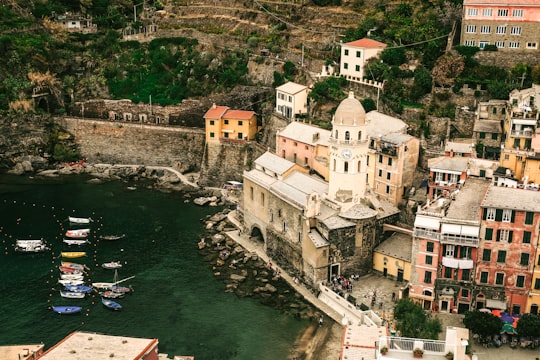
[0,174,308,359]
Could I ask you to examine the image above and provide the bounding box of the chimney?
[212,103,217,109]
[450,149,454,158]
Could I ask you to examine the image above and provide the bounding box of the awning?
[513,118,536,125]
[441,223,479,237]
[461,225,479,237]
[441,223,461,235]
[459,259,474,269]
[414,215,440,230]
[486,299,507,310]
[442,257,459,269]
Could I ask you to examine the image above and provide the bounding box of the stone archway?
[250,226,264,243]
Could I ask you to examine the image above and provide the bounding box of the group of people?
[330,273,358,295]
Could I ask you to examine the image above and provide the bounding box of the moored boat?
[52,306,82,315]
[61,251,87,258]
[68,216,93,224]
[60,290,85,299]
[65,229,90,238]
[99,234,126,241]
[61,261,88,271]
[100,290,124,299]
[59,266,83,275]
[101,298,122,311]
[102,261,122,269]
[63,239,90,246]
[60,273,84,281]
[65,285,93,293]
[58,279,84,286]
[15,239,49,253]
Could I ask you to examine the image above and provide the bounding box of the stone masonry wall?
[56,117,205,173]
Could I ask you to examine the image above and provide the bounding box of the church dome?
[333,91,366,126]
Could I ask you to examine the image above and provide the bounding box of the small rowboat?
[102,298,122,311]
[61,261,88,271]
[60,290,85,299]
[61,251,87,258]
[59,266,83,275]
[68,216,92,224]
[100,290,124,299]
[52,306,82,315]
[63,239,90,246]
[65,229,90,239]
[99,234,126,241]
[58,279,84,286]
[102,261,122,270]
[60,273,84,280]
[65,285,93,293]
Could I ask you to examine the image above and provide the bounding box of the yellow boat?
[61,251,87,258]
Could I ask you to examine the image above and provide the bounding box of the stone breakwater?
[198,209,322,321]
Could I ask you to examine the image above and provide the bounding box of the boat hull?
[52,306,82,315]
[68,216,92,224]
[60,291,85,299]
[101,298,122,311]
[61,252,87,258]
[102,262,122,269]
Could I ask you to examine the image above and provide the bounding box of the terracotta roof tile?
[343,38,387,49]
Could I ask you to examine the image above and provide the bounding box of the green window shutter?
[485,228,493,240]
[483,208,487,220]
[511,210,515,223]
[495,209,503,221]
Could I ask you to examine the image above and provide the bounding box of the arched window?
[335,130,338,139]
[344,161,349,173]
[357,161,361,172]
[358,131,362,141]
[333,159,336,171]
[345,131,350,140]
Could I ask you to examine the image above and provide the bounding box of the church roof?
[278,121,330,146]
[255,152,296,176]
[333,92,366,126]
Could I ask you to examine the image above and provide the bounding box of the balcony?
[413,228,440,241]
[510,129,534,138]
[440,234,479,247]
[428,181,460,190]
[378,336,449,360]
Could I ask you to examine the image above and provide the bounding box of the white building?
[275,81,309,119]
[340,38,387,80]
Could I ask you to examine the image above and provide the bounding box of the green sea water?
[0,174,308,359]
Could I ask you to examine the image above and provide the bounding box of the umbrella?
[501,314,514,323]
[479,308,491,313]
[492,309,502,317]
[513,318,518,328]
[501,323,517,334]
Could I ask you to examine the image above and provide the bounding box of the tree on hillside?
[463,311,503,338]
[431,51,465,89]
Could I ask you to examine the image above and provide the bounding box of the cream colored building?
[373,230,412,282]
[340,38,386,80]
[275,81,309,120]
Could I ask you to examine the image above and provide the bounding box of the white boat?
[92,270,135,290]
[61,261,88,271]
[68,216,93,224]
[63,239,90,246]
[65,229,90,238]
[15,239,49,253]
[102,261,122,270]
[60,290,85,299]
[60,274,84,281]
[99,234,126,241]
[58,279,84,286]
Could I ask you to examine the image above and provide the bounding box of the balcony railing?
[378,336,447,357]
[440,234,479,247]
[413,228,440,241]
[428,181,460,189]
[328,137,367,145]
[510,129,534,138]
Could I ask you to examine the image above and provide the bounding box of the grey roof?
[366,111,408,136]
[276,81,308,95]
[374,232,412,262]
[473,120,502,133]
[278,121,330,146]
[340,204,378,220]
[308,229,330,248]
[255,152,295,176]
[380,132,413,146]
[243,169,277,189]
[270,172,328,209]
[320,214,356,230]
[445,141,474,154]
[446,178,490,221]
[428,156,469,172]
[369,196,400,219]
[482,185,540,212]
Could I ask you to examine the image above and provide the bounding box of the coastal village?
[1,0,540,359]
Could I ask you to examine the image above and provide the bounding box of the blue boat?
[65,285,93,293]
[52,306,82,315]
[101,297,122,311]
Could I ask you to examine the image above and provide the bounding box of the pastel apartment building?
[426,156,469,199]
[473,99,505,160]
[204,104,257,143]
[275,81,309,120]
[340,38,387,80]
[461,0,540,51]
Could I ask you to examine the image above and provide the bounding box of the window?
[357,161,361,172]
[516,275,525,288]
[358,131,362,141]
[497,229,513,243]
[333,159,336,171]
[444,267,453,279]
[344,161,349,173]
[386,185,390,194]
[224,119,229,125]
[482,8,492,16]
[468,8,478,16]
[465,40,476,46]
[344,63,348,69]
[462,269,470,281]
[260,193,265,206]
[435,172,443,182]
[511,26,522,35]
[486,208,496,221]
[479,41,489,49]
[514,138,521,149]
[366,155,369,166]
[378,169,383,177]
[426,242,434,252]
[466,25,477,33]
[356,50,361,58]
[388,158,393,166]
[278,209,282,217]
[497,9,508,17]
[304,157,308,165]
[481,25,491,33]
[355,65,360,72]
[250,186,254,200]
[344,49,349,56]
[497,250,507,263]
[535,279,540,290]
[492,133,498,140]
[461,288,469,298]
[479,132,486,139]
[480,271,489,283]
[521,253,530,266]
[485,228,493,240]
[527,42,538,49]
[445,245,455,257]
[502,209,513,222]
[238,120,243,126]
[378,154,383,163]
[496,25,507,34]
[525,212,534,225]
[495,41,505,48]
[424,271,432,284]
[509,42,520,48]
[209,120,215,125]
[425,255,433,265]
[504,154,510,160]
[512,9,523,17]
[386,172,391,180]
[482,249,491,261]
[209,132,215,138]
[237,132,243,140]
[495,273,504,285]
[523,231,531,244]
[282,221,286,232]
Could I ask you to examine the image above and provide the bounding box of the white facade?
[275,81,309,119]
[328,91,370,211]
[340,38,387,79]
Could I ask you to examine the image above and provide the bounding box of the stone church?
[242,92,400,286]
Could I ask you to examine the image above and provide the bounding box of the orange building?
[204,104,257,143]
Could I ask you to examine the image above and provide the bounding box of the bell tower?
[327,91,369,211]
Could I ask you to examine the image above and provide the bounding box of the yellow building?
[373,228,412,282]
[204,104,257,143]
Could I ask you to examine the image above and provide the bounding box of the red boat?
[65,229,90,238]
